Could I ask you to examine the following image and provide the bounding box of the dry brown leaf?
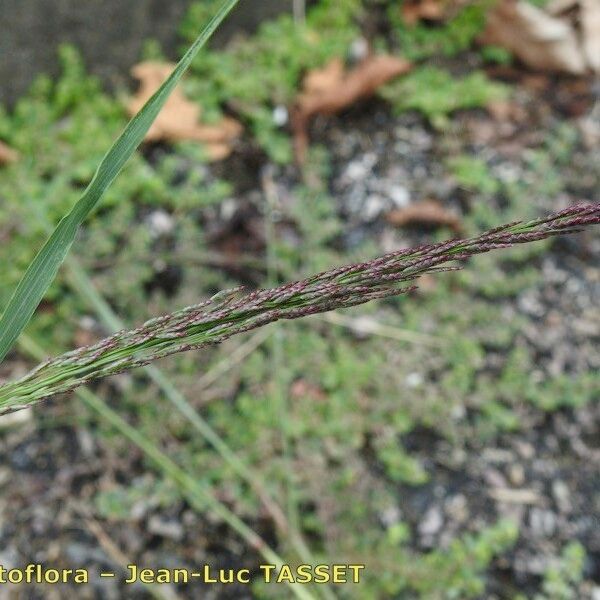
[0,140,19,165]
[290,379,327,402]
[386,200,463,233]
[546,0,579,15]
[486,98,528,123]
[302,58,346,95]
[481,0,600,74]
[292,54,412,163]
[482,0,586,74]
[127,61,242,161]
[402,0,446,25]
[581,0,600,72]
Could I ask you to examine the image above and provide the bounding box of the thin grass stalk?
[30,253,328,598]
[65,260,290,532]
[1,203,598,412]
[17,334,317,600]
[66,258,338,599]
[65,239,331,597]
[262,170,335,597]
[264,170,296,524]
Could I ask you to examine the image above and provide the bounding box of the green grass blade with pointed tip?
[0,0,240,364]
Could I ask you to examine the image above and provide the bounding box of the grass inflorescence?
[1,203,598,412]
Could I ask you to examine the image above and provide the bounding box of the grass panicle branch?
[1,203,598,412]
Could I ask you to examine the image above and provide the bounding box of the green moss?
[381,67,507,127]
[180,0,362,162]
[0,46,230,344]
[388,2,489,60]
[401,520,519,598]
[538,542,586,600]
[447,155,500,196]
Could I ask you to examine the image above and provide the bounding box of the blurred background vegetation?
[0,0,598,598]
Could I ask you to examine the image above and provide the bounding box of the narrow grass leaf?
[0,0,240,364]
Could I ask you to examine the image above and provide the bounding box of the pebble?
[514,440,535,460]
[388,185,410,208]
[380,505,402,527]
[0,407,33,429]
[484,467,508,488]
[272,105,288,126]
[148,515,185,541]
[349,37,369,62]
[419,505,443,537]
[529,508,557,537]
[147,210,174,237]
[362,194,387,220]
[0,467,10,487]
[445,494,468,523]
[552,480,572,513]
[79,316,97,331]
[405,372,423,388]
[343,154,377,182]
[508,463,525,487]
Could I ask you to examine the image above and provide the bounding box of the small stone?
[148,516,184,541]
[220,198,238,220]
[445,494,468,523]
[405,372,423,388]
[272,105,288,126]
[419,505,443,537]
[362,195,387,221]
[450,404,466,419]
[484,468,508,488]
[0,467,10,488]
[79,316,96,331]
[482,448,513,463]
[514,440,535,460]
[388,185,410,208]
[552,480,572,513]
[344,161,368,182]
[344,153,377,182]
[0,551,17,571]
[508,464,525,487]
[0,407,33,429]
[380,505,402,527]
[349,37,369,62]
[147,210,174,237]
[529,508,556,537]
[591,587,600,600]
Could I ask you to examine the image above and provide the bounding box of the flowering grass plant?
[1,203,598,412]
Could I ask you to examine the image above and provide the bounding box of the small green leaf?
[0,0,240,364]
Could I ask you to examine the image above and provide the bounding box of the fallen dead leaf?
[386,199,463,233]
[127,61,242,160]
[486,99,528,123]
[290,379,327,402]
[581,0,600,72]
[481,0,600,75]
[401,0,446,25]
[399,0,472,25]
[292,54,412,163]
[0,140,19,165]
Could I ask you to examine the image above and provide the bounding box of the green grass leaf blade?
[0,0,240,364]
